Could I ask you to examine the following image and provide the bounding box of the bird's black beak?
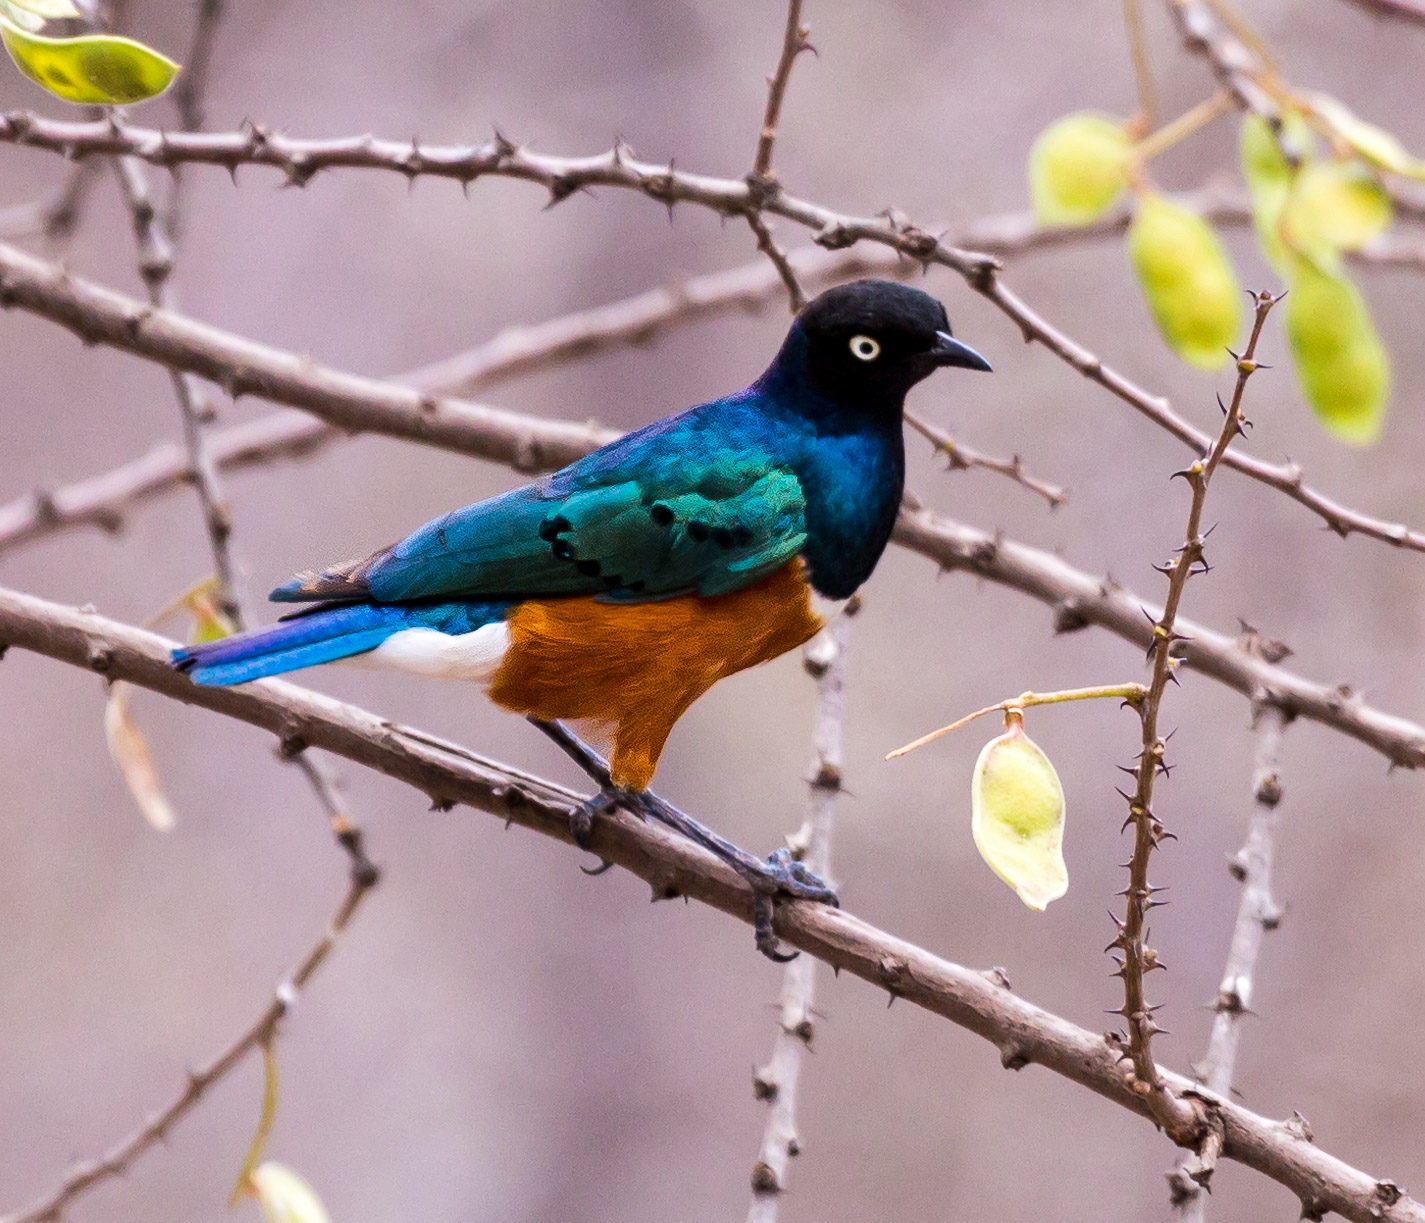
[928,330,992,372]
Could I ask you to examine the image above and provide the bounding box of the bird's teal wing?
[271,405,810,605]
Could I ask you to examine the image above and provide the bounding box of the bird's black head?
[761,279,991,422]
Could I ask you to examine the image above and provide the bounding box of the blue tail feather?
[172,599,512,687]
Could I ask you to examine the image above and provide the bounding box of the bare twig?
[112,156,242,622]
[1123,0,1161,130]
[750,0,812,187]
[904,409,1066,507]
[0,584,1417,1223]
[745,210,807,312]
[0,141,1413,554]
[1169,700,1291,1217]
[1167,0,1281,117]
[1109,291,1277,1135]
[0,162,99,243]
[2,867,374,1223]
[747,611,852,1218]
[171,0,224,134]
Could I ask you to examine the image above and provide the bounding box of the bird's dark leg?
[528,718,838,960]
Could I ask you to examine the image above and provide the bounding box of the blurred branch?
[112,155,242,621]
[1,867,374,1223]
[1111,292,1276,1136]
[1124,0,1161,130]
[747,612,851,1218]
[1335,0,1425,24]
[745,210,807,313]
[0,583,1418,1223]
[1166,0,1280,117]
[0,162,98,242]
[171,0,224,134]
[1169,701,1290,1218]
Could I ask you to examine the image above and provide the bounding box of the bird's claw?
[568,787,627,875]
[741,847,839,962]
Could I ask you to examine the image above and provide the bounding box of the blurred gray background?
[3,1,1425,1219]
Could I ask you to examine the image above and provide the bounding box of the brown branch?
[747,611,852,1217]
[1169,701,1290,1218]
[2,868,374,1223]
[0,238,1421,771]
[0,584,1418,1223]
[1111,291,1277,1134]
[745,210,807,313]
[750,0,812,186]
[0,134,1414,552]
[904,409,1066,508]
[171,0,224,135]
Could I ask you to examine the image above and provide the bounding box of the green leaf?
[971,717,1068,911]
[1307,91,1425,181]
[1128,191,1242,370]
[1239,110,1315,273]
[1028,112,1133,227]
[1285,257,1390,445]
[1282,159,1392,262]
[0,14,179,104]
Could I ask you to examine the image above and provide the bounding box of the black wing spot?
[710,527,735,548]
[649,503,674,527]
[625,579,646,593]
[603,573,624,589]
[730,526,754,546]
[538,515,573,542]
[551,539,575,560]
[576,559,602,576]
[687,521,710,542]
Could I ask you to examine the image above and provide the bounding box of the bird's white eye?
[849,334,881,361]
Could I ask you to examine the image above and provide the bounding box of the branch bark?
[0,583,1417,1223]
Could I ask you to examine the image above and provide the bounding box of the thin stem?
[1110,290,1278,1137]
[887,683,1147,759]
[1123,0,1160,131]
[1132,90,1234,165]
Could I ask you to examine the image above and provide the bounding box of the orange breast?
[488,560,824,790]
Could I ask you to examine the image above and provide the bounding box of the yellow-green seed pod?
[971,715,1067,911]
[1283,160,1391,262]
[249,1163,332,1223]
[0,15,179,105]
[1128,192,1242,370]
[1240,111,1315,272]
[1285,257,1390,445]
[1029,112,1133,227]
[1308,92,1425,181]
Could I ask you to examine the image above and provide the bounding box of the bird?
[173,278,991,958]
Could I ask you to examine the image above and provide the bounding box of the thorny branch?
[2,253,1424,775]
[107,3,358,867]
[1109,291,1277,1138]
[1,868,375,1223]
[903,409,1066,508]
[0,121,1421,551]
[750,0,812,187]
[747,611,852,1219]
[0,584,1418,1223]
[1169,702,1291,1218]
